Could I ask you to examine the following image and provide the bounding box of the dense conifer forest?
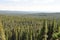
[0,14,60,40]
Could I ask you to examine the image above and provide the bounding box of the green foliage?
[52,33,58,39]
[0,15,60,40]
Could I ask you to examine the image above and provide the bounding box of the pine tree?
[43,19,48,40]
[0,20,6,40]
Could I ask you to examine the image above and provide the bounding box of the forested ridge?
[0,15,60,40]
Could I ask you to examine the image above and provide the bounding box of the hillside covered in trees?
[0,13,60,40]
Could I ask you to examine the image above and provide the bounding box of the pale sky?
[0,0,60,12]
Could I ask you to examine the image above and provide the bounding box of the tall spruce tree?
[0,20,6,40]
[42,19,48,40]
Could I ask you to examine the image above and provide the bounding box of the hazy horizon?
[0,0,60,12]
